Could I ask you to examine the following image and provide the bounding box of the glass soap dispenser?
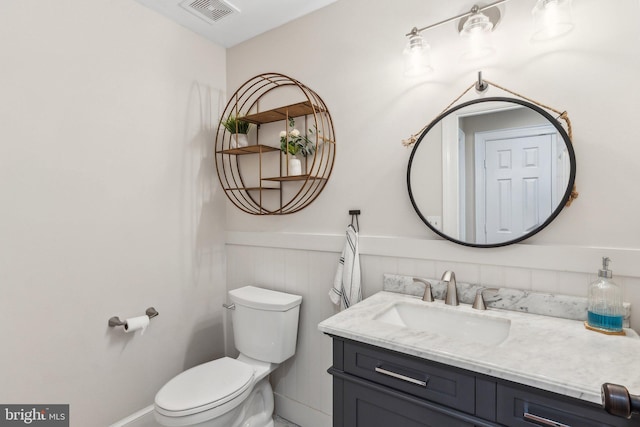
[586,257,624,334]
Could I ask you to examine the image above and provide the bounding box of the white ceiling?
[135,0,338,48]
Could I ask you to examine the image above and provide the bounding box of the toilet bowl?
[154,286,302,427]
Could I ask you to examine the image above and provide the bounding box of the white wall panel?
[226,237,640,427]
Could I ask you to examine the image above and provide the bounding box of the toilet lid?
[155,357,254,416]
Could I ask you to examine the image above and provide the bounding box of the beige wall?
[0,1,227,425]
[225,0,640,425]
[226,0,640,247]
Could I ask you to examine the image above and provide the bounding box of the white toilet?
[154,286,302,427]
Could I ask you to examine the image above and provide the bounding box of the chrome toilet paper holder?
[108,307,159,327]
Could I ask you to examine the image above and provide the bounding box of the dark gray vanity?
[328,337,638,426]
[318,291,640,427]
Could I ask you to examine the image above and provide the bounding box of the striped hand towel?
[329,224,362,310]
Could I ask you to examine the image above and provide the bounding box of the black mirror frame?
[407,97,577,248]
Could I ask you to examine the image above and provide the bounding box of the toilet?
[154,286,302,427]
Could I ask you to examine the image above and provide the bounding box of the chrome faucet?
[413,277,433,302]
[441,271,458,306]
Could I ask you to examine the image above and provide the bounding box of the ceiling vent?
[180,0,240,24]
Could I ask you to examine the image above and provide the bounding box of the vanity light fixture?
[403,0,508,77]
[403,0,575,76]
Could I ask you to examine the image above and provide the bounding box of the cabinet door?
[342,379,476,427]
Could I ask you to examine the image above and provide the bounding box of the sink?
[373,302,511,346]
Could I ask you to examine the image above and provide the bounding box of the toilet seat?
[155,357,255,417]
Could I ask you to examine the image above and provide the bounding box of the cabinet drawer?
[343,341,475,414]
[342,378,476,427]
[497,383,635,427]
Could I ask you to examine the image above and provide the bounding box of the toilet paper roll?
[124,315,150,335]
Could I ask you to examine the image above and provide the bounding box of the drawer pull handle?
[524,412,571,427]
[374,367,427,387]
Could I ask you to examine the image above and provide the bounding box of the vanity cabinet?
[328,337,639,427]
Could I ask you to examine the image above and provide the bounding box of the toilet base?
[155,377,275,427]
[231,377,274,427]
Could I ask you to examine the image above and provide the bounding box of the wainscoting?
[225,231,640,427]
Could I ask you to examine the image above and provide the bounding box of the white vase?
[288,155,302,176]
[230,133,249,149]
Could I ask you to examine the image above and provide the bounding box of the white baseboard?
[274,392,331,427]
[109,398,331,427]
[108,405,154,427]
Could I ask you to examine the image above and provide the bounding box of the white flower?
[290,129,300,137]
[279,130,287,138]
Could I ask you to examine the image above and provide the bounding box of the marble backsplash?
[383,273,631,327]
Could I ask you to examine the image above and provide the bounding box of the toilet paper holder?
[108,307,159,327]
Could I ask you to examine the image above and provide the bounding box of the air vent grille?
[181,0,238,23]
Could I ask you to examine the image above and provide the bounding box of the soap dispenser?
[586,257,624,335]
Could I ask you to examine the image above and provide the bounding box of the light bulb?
[459,8,496,60]
[531,0,574,41]
[403,32,433,77]
[462,31,495,60]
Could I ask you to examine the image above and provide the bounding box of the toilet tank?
[229,286,302,364]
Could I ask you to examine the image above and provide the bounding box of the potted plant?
[279,118,316,175]
[222,115,251,148]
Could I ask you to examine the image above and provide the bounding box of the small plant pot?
[230,133,249,149]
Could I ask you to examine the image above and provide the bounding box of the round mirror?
[407,97,576,248]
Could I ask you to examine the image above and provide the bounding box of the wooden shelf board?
[262,175,328,182]
[225,187,280,191]
[242,101,325,125]
[218,144,279,155]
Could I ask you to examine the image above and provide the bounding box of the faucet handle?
[413,277,433,302]
[423,282,433,302]
[472,289,487,310]
[472,288,499,310]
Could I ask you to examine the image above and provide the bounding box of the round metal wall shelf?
[215,73,336,215]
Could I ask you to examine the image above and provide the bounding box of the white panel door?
[484,134,553,244]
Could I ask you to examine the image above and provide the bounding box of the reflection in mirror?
[408,98,576,247]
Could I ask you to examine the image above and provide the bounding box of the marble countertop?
[318,291,640,405]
